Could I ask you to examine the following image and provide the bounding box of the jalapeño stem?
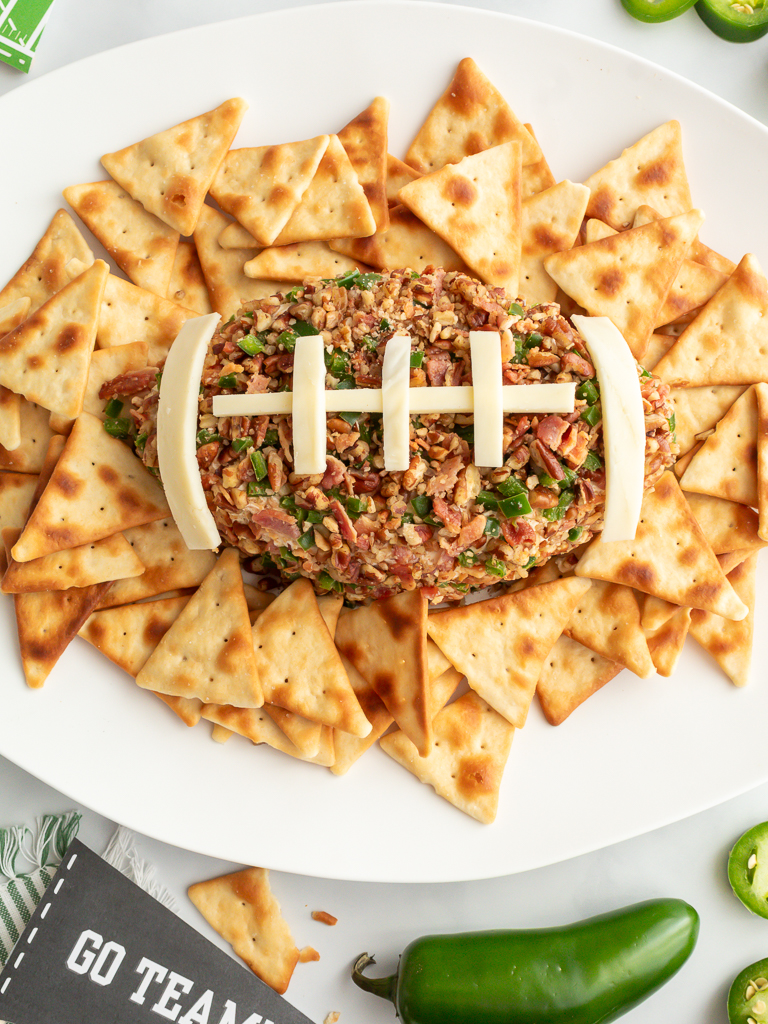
[351,954,398,1004]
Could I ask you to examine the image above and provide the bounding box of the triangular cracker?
[678,386,758,506]
[251,578,370,736]
[689,552,757,686]
[3,527,112,688]
[386,153,421,205]
[564,580,654,678]
[188,868,299,994]
[0,209,93,314]
[426,577,591,727]
[201,703,298,753]
[405,57,544,176]
[0,387,21,453]
[0,260,109,420]
[653,254,768,386]
[79,592,190,675]
[756,383,768,540]
[519,180,590,306]
[2,529,144,593]
[380,690,514,824]
[668,384,747,456]
[244,241,367,282]
[98,273,197,366]
[631,204,730,327]
[683,492,767,555]
[49,340,149,435]
[328,204,470,274]
[337,96,390,233]
[166,239,213,315]
[79,594,202,726]
[584,219,617,244]
[0,298,33,451]
[194,205,292,319]
[521,123,557,198]
[0,398,55,474]
[536,635,622,726]
[335,588,431,755]
[102,97,248,236]
[210,135,330,246]
[12,411,170,562]
[644,605,691,677]
[0,472,37,531]
[217,220,261,249]
[584,121,693,230]
[398,141,522,295]
[261,592,343,758]
[642,332,676,371]
[136,547,262,707]
[63,180,180,295]
[98,516,217,608]
[274,135,377,245]
[544,209,705,360]
[574,471,747,620]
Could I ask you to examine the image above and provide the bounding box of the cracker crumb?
[324,1013,340,1024]
[312,910,338,926]
[299,945,321,962]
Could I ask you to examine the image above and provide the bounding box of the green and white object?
[0,0,57,73]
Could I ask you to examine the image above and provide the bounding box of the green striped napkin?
[0,812,81,1024]
[0,0,58,73]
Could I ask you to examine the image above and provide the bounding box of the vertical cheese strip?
[292,334,327,475]
[470,330,503,468]
[571,315,645,543]
[157,312,222,549]
[382,332,411,472]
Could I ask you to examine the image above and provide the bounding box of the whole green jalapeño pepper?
[728,958,768,1023]
[728,821,768,917]
[621,0,697,21]
[352,898,699,1024]
[695,0,768,41]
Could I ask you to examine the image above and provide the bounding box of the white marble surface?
[3,2,768,1022]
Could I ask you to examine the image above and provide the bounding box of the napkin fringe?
[103,826,178,912]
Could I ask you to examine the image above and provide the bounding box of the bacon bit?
[501,518,536,547]
[425,349,452,387]
[331,548,353,573]
[253,416,269,447]
[536,415,570,450]
[561,351,594,378]
[426,455,463,497]
[447,514,487,554]
[321,456,346,490]
[330,499,358,545]
[350,470,379,494]
[196,441,220,468]
[334,433,358,454]
[312,910,338,926]
[577,477,596,504]
[433,495,462,534]
[267,451,285,492]
[563,430,591,468]
[245,374,270,394]
[99,367,158,399]
[527,349,559,368]
[388,562,417,587]
[532,438,564,480]
[251,509,300,542]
